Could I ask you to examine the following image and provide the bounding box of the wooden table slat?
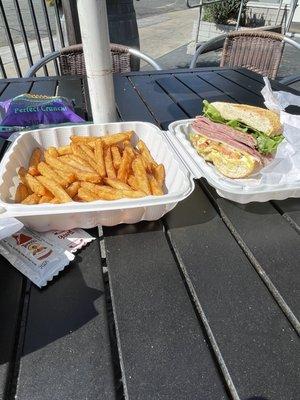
[130,75,187,129]
[165,186,300,400]
[105,226,229,400]
[16,237,116,400]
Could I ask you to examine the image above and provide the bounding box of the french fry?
[136,140,158,167]
[127,175,141,192]
[25,173,46,196]
[65,181,81,198]
[81,182,124,200]
[79,143,95,161]
[39,195,54,204]
[36,175,72,203]
[153,164,165,189]
[111,146,122,170]
[120,189,146,198]
[46,147,59,157]
[117,147,134,183]
[104,147,116,179]
[94,140,106,177]
[70,135,95,144]
[104,177,131,191]
[101,131,133,147]
[18,167,31,190]
[77,187,99,202]
[49,198,60,204]
[59,155,96,173]
[15,183,29,203]
[46,153,100,183]
[57,145,72,155]
[28,148,42,176]
[148,174,163,196]
[38,162,69,187]
[132,157,151,195]
[71,142,102,176]
[21,193,40,205]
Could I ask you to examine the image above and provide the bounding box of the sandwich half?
[189,101,283,179]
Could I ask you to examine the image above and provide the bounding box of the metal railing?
[0,0,66,78]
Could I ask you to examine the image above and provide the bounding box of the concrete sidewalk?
[1,7,198,77]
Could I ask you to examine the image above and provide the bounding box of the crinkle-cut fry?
[49,197,60,204]
[25,173,46,196]
[29,147,42,166]
[132,157,151,195]
[15,183,29,203]
[94,140,106,177]
[28,148,42,176]
[120,189,146,198]
[111,146,122,170]
[81,182,124,200]
[36,175,72,203]
[71,142,102,176]
[59,154,96,173]
[127,175,141,192]
[21,193,40,205]
[39,195,54,204]
[46,153,99,183]
[153,164,165,189]
[55,169,76,185]
[136,140,158,167]
[70,135,95,144]
[101,131,133,147]
[77,187,99,202]
[28,166,39,176]
[117,147,134,183]
[104,177,131,191]
[57,145,72,155]
[104,147,116,179]
[37,161,69,187]
[59,155,95,173]
[148,174,164,196]
[45,147,58,157]
[18,167,32,192]
[65,181,81,198]
[79,143,96,161]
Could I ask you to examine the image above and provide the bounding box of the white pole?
[77,0,117,123]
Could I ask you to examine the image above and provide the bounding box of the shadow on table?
[20,240,104,356]
[245,397,269,400]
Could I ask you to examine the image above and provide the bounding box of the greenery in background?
[203,0,247,25]
[46,0,55,5]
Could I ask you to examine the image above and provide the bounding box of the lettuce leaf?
[202,100,283,154]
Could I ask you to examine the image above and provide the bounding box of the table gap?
[162,218,239,400]
[199,179,300,334]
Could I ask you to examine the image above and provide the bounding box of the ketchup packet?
[0,227,95,287]
[0,93,84,139]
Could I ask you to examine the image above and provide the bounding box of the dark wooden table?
[0,68,299,400]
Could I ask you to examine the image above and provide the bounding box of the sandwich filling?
[202,100,283,155]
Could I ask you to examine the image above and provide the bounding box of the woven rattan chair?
[190,30,300,83]
[25,43,162,77]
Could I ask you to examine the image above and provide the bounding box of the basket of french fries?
[0,122,194,230]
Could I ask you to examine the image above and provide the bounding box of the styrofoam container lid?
[168,119,300,203]
[0,122,194,230]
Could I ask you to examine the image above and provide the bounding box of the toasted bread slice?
[211,102,282,137]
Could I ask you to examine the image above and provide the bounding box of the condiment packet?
[41,229,95,253]
[0,227,95,288]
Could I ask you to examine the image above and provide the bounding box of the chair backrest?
[220,30,285,79]
[59,43,132,75]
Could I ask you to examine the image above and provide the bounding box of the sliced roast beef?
[191,122,263,163]
[194,116,257,149]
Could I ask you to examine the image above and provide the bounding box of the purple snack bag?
[0,93,85,139]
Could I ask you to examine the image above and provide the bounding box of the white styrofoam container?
[0,122,194,231]
[168,119,300,203]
